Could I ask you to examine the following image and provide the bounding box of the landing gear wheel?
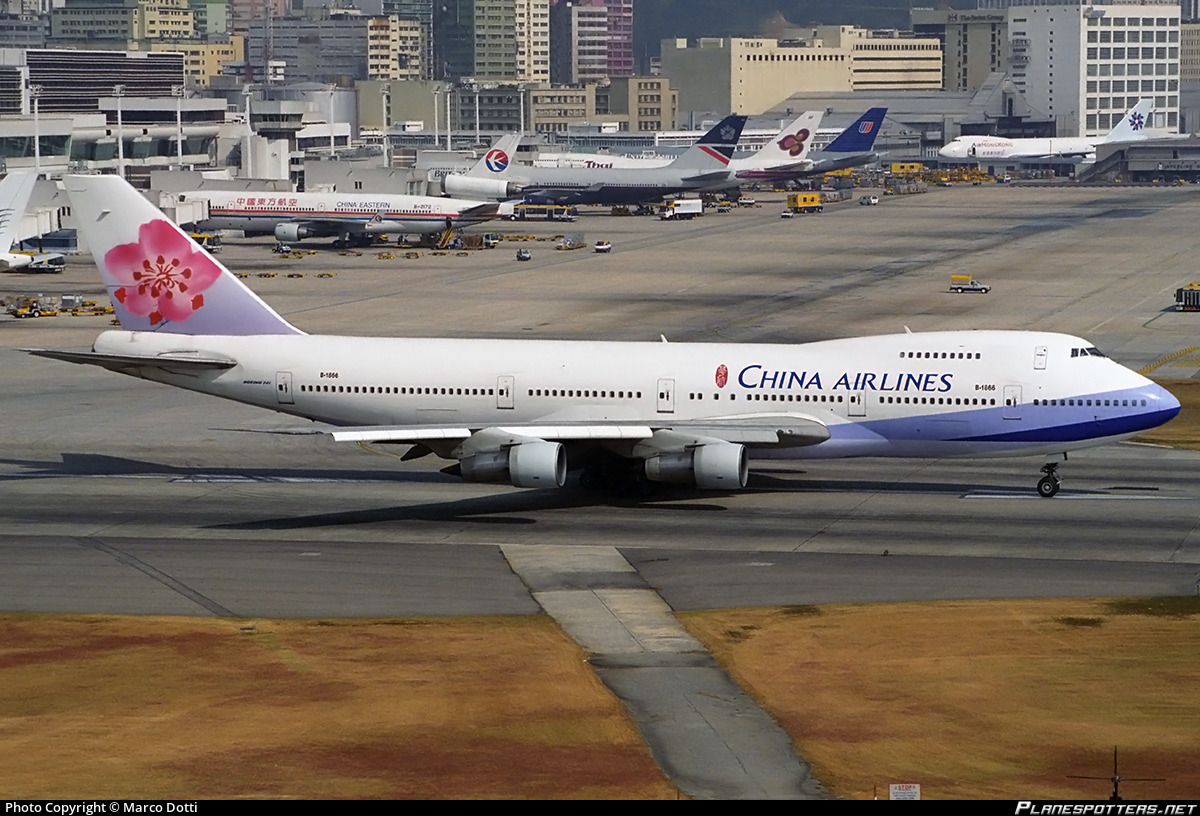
[1037,462,1062,498]
[1037,476,1060,498]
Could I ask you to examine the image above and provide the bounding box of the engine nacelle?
[644,442,748,490]
[274,223,314,242]
[443,174,523,200]
[459,441,566,489]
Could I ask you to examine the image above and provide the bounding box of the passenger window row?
[901,351,981,360]
[1034,398,1146,407]
[300,384,496,396]
[879,396,996,405]
[527,388,642,399]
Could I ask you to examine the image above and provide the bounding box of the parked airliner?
[0,171,40,270]
[533,111,824,181]
[939,99,1155,161]
[442,115,746,205]
[176,188,500,245]
[32,175,1179,498]
[532,108,887,184]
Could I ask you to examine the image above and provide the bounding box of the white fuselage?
[90,328,1177,462]
[179,191,492,237]
[939,136,1098,161]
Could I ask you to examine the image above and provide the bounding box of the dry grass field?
[681,597,1200,800]
[0,615,677,799]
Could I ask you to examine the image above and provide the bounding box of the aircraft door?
[1034,346,1048,370]
[496,375,514,410]
[656,378,675,414]
[848,390,866,418]
[1003,385,1022,420]
[275,371,294,405]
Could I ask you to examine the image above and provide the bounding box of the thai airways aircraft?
[442,115,746,204]
[176,188,501,245]
[529,108,888,186]
[0,171,40,271]
[32,175,1179,498]
[533,111,824,182]
[939,99,1154,161]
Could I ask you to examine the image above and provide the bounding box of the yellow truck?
[785,192,823,214]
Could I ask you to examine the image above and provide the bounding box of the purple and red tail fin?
[64,175,302,336]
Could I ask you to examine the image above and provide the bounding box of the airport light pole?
[431,86,440,151]
[112,84,125,180]
[29,83,41,178]
[242,85,253,179]
[328,85,336,157]
[172,84,185,170]
[381,83,391,167]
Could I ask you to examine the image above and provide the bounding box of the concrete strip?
[503,544,825,799]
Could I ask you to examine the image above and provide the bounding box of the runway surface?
[4,183,1200,797]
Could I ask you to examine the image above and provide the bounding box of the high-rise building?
[912,7,1008,92]
[434,0,547,82]
[550,0,608,84]
[1001,0,1180,136]
[660,29,941,124]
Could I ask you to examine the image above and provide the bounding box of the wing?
[318,413,830,450]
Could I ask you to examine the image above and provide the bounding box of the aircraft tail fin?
[1103,99,1152,142]
[748,111,823,167]
[823,107,887,153]
[666,114,748,171]
[63,175,303,336]
[464,134,522,178]
[0,171,38,254]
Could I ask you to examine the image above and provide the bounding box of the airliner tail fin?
[64,175,302,336]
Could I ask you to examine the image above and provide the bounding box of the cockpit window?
[1070,347,1108,358]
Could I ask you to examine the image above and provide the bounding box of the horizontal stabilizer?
[26,347,238,372]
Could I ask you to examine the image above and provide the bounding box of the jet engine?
[274,223,317,243]
[643,442,748,489]
[443,175,523,200]
[459,440,566,488]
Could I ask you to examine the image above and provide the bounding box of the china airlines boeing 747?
[31,175,1179,498]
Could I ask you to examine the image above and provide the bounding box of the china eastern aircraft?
[31,175,1179,498]
[939,99,1154,161]
[175,188,501,245]
[442,114,746,205]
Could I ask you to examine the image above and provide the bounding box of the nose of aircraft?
[1152,382,1182,423]
[938,142,962,158]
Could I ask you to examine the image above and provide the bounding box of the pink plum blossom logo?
[104,219,221,327]
[777,128,811,157]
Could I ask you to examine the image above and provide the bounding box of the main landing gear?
[1037,462,1062,498]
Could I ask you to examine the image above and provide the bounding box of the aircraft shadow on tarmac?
[0,452,447,484]
[1,452,1093,531]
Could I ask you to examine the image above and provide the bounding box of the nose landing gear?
[1037,462,1062,498]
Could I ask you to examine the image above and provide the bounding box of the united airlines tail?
[823,107,888,153]
[1102,99,1152,143]
[64,175,302,336]
[666,114,748,172]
